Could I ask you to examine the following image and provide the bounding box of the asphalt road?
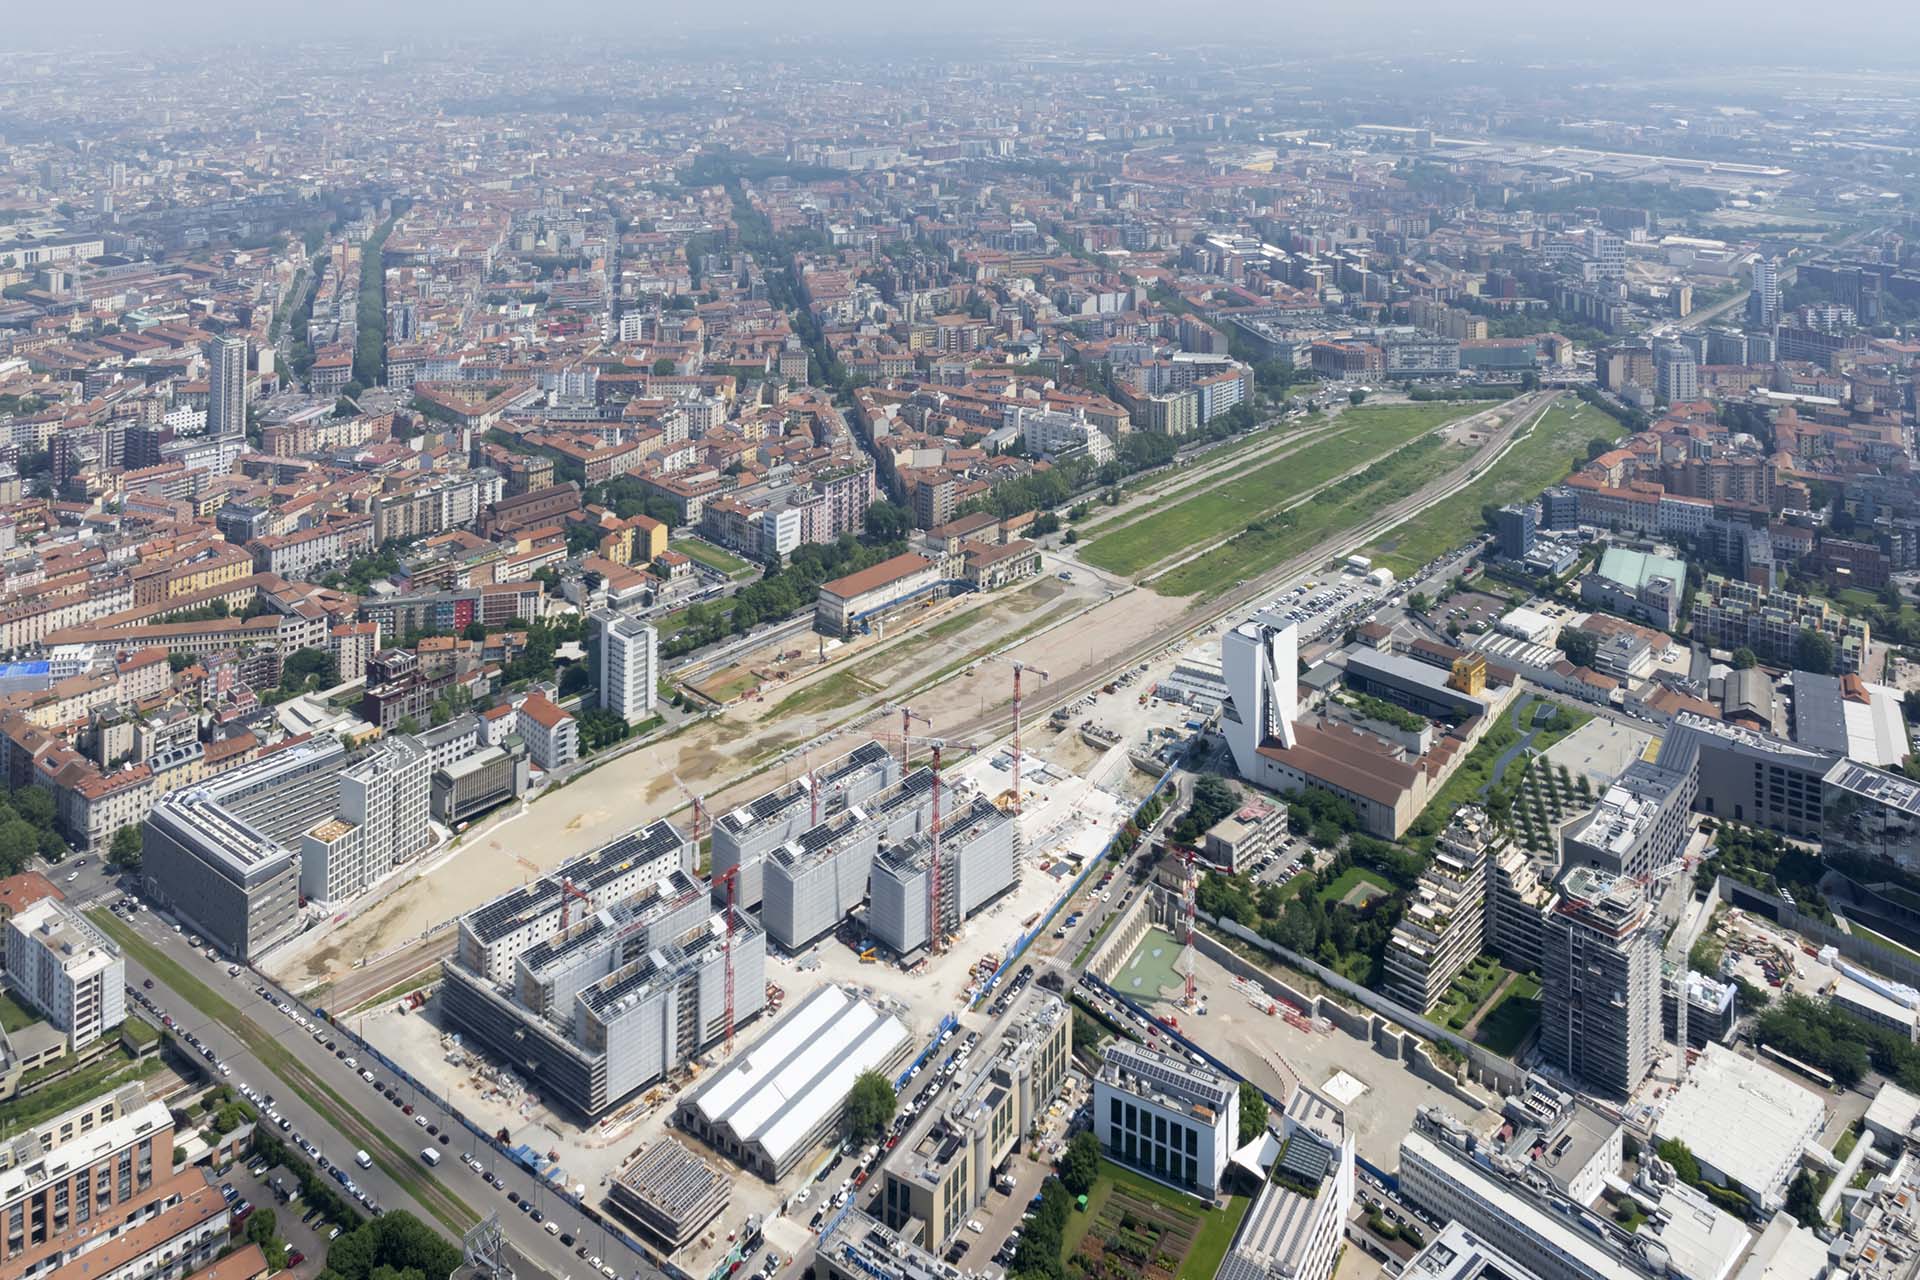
[104,892,660,1280]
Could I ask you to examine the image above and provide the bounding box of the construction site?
[347,677,1174,1278]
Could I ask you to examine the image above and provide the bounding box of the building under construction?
[760,767,936,951]
[710,741,900,909]
[869,794,1019,957]
[453,820,696,986]
[440,863,766,1118]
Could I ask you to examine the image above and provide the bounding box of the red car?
[286,1252,305,1268]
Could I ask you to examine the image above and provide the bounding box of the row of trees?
[1753,993,1920,1091]
[662,533,907,659]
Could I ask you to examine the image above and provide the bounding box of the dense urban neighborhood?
[6,19,1920,1280]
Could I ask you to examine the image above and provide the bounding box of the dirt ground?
[271,556,1194,991]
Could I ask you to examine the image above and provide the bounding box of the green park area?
[1059,1158,1251,1280]
[673,536,754,578]
[1473,973,1544,1057]
[1081,403,1487,578]
[1366,398,1624,578]
[1317,866,1392,906]
[1149,433,1469,599]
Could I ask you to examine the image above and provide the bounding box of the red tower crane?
[717,864,738,1054]
[675,773,735,1053]
[871,731,978,955]
[992,659,1050,815]
[557,878,592,931]
[896,706,930,772]
[671,773,707,849]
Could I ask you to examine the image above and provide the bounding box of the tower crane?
[557,879,592,931]
[671,773,708,849]
[871,731,979,955]
[894,706,930,772]
[990,659,1050,815]
[675,772,737,1055]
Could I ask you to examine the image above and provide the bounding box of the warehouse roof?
[1655,1043,1824,1198]
[819,552,933,602]
[683,984,909,1172]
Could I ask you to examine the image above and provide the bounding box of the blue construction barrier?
[895,1012,960,1091]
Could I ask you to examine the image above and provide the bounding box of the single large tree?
[1060,1131,1100,1197]
[1238,1080,1270,1146]
[842,1069,897,1143]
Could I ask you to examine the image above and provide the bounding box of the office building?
[1821,759,1920,945]
[449,819,694,986]
[1656,712,1835,839]
[1201,799,1287,874]
[1663,964,1737,1049]
[879,989,1070,1254]
[1561,759,1696,880]
[206,336,248,441]
[676,984,912,1180]
[1581,548,1685,633]
[760,810,881,953]
[1400,1106,1747,1280]
[1393,1225,1546,1280]
[441,859,762,1119]
[816,1209,951,1280]
[1224,616,1504,839]
[1540,867,1660,1097]
[711,741,900,909]
[298,736,431,904]
[868,795,1019,958]
[591,610,657,727]
[1094,1040,1239,1196]
[3,899,125,1047]
[1495,505,1536,560]
[1542,488,1582,532]
[430,743,529,827]
[1216,1086,1354,1280]
[1749,258,1781,330]
[142,738,347,960]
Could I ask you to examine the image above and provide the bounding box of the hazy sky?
[10,0,1920,66]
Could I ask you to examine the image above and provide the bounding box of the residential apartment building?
[3,899,125,1047]
[515,693,578,771]
[1539,867,1660,1097]
[296,736,432,903]
[1689,575,1870,675]
[591,610,656,726]
[1384,810,1491,1013]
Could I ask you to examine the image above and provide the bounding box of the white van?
[420,1148,440,1166]
[354,1150,373,1169]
